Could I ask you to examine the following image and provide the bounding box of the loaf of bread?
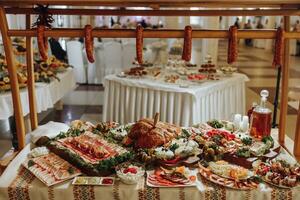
[128,118,181,148]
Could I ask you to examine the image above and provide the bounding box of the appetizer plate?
[55,131,129,164]
[263,176,294,189]
[72,176,115,186]
[22,153,81,186]
[208,161,254,181]
[255,161,300,189]
[198,163,258,190]
[146,168,197,188]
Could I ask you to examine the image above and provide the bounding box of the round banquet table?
[103,73,249,126]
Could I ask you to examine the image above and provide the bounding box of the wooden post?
[0,7,26,149]
[278,16,290,146]
[26,14,38,130]
[294,102,300,160]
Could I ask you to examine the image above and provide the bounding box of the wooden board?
[1,0,300,8]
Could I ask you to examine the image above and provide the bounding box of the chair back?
[66,40,86,83]
[103,41,122,75]
[122,40,136,69]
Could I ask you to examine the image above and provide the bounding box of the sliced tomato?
[161,156,182,164]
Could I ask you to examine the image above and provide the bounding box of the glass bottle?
[247,102,257,120]
[249,90,272,139]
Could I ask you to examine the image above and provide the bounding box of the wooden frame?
[0,1,300,157]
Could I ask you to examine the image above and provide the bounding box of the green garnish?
[241,137,253,145]
[169,143,179,152]
[262,136,274,148]
[182,129,191,138]
[236,147,251,158]
[212,134,223,145]
[67,167,75,174]
[28,160,35,168]
[207,119,224,129]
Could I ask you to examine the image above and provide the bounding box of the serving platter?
[72,176,115,186]
[22,153,81,186]
[198,163,258,190]
[146,167,198,188]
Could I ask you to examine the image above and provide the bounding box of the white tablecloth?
[0,68,76,120]
[103,73,249,126]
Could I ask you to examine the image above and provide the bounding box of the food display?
[255,160,300,188]
[0,53,28,91]
[25,116,298,191]
[34,56,71,83]
[22,152,81,186]
[145,67,161,77]
[220,66,237,76]
[187,74,207,82]
[164,74,180,83]
[127,115,181,148]
[198,163,258,190]
[46,126,133,176]
[0,52,71,91]
[125,66,147,77]
[116,162,145,184]
[73,176,115,186]
[147,166,197,187]
[208,160,253,180]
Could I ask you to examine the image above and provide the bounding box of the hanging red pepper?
[227,25,238,64]
[84,25,95,63]
[136,25,144,64]
[182,26,192,62]
[272,27,284,68]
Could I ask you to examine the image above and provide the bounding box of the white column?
[201,17,219,63]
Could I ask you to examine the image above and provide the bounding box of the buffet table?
[103,73,248,126]
[0,129,299,200]
[0,68,76,120]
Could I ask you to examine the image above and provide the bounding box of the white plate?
[146,170,197,188]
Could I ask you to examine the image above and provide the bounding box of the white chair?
[85,38,102,84]
[122,40,136,69]
[102,38,115,43]
[103,41,122,76]
[95,44,106,84]
[66,40,86,83]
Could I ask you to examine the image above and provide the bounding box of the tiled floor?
[0,40,299,157]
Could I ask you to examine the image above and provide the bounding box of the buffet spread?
[119,55,237,87]
[8,115,298,198]
[0,51,71,92]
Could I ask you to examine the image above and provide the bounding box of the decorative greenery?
[96,152,134,172]
[262,136,274,148]
[236,147,251,158]
[28,160,35,168]
[207,119,224,129]
[67,167,75,174]
[241,137,253,146]
[169,143,179,152]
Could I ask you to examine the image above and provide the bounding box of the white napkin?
[30,121,69,143]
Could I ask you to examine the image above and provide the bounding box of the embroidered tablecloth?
[0,143,299,200]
